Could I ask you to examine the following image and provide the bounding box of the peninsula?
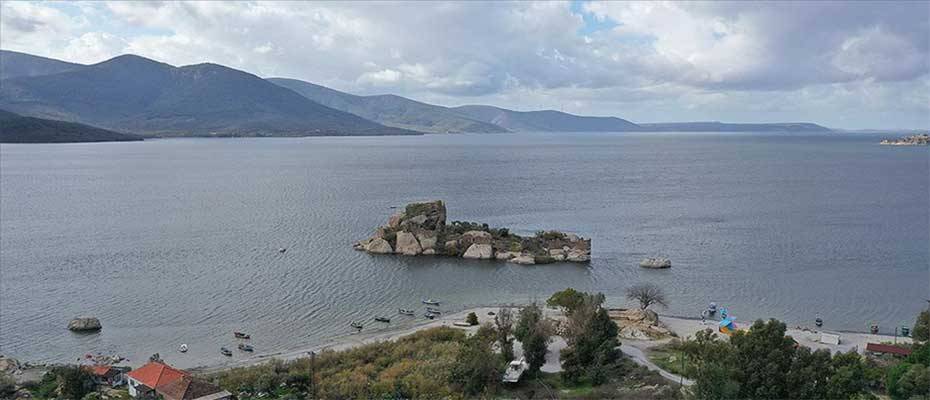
[354,200,591,264]
[880,134,929,146]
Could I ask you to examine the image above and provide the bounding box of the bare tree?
[626,283,668,310]
[495,308,515,362]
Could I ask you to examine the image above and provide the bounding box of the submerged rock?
[68,316,102,332]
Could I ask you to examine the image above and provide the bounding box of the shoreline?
[189,305,913,375]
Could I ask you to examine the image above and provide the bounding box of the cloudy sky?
[2,1,928,129]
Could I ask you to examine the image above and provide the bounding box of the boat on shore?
[234,332,250,339]
[424,312,436,320]
[238,343,254,352]
[220,347,232,357]
[426,307,442,315]
[707,302,717,315]
[398,309,415,316]
[422,299,440,306]
[374,317,391,323]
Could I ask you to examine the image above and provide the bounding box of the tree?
[547,288,585,314]
[515,303,552,373]
[451,324,501,396]
[625,283,667,310]
[786,347,832,399]
[466,312,479,326]
[825,350,867,399]
[495,308,515,363]
[730,319,796,400]
[558,291,620,385]
[913,309,930,342]
[50,366,95,400]
[679,329,740,400]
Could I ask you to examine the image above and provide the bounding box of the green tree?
[730,319,796,399]
[515,302,552,373]
[888,362,930,400]
[51,366,95,400]
[546,288,586,314]
[465,312,479,326]
[679,329,740,400]
[495,308,515,363]
[559,291,620,385]
[451,325,501,396]
[786,347,832,399]
[913,309,930,342]
[825,350,867,399]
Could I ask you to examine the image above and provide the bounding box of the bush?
[466,312,479,326]
[913,310,930,342]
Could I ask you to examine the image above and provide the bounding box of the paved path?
[620,344,694,386]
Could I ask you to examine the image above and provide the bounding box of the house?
[84,364,129,387]
[865,343,912,357]
[126,361,232,400]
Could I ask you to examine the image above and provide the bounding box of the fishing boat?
[870,324,879,334]
[238,343,254,352]
[350,322,364,330]
[278,248,287,253]
[374,317,391,323]
[178,344,189,353]
[422,299,440,306]
[425,308,442,315]
[234,332,250,339]
[398,309,415,316]
[220,347,232,357]
[707,302,717,315]
[815,318,823,327]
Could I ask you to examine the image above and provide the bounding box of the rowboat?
[220,347,232,357]
[238,343,254,352]
[398,309,415,316]
[374,317,391,323]
[234,332,250,339]
[422,299,440,306]
[178,344,188,353]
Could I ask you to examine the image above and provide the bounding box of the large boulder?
[353,238,372,251]
[462,230,492,244]
[68,316,101,332]
[509,254,536,265]
[566,249,591,262]
[640,257,671,268]
[416,232,437,251]
[462,243,493,259]
[387,212,405,228]
[395,231,422,256]
[495,251,519,260]
[399,201,446,231]
[365,238,393,254]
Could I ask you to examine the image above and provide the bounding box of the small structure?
[127,360,232,400]
[865,343,912,357]
[502,357,529,383]
[819,332,841,346]
[84,365,128,387]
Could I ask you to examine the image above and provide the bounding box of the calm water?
[1,132,927,368]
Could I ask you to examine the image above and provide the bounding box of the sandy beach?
[191,305,912,377]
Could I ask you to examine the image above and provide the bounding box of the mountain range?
[0,50,833,142]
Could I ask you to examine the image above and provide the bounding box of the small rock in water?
[639,257,671,269]
[68,316,102,332]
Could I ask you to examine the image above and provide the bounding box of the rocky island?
[354,201,591,264]
[880,134,929,146]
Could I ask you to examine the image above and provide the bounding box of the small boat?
[422,299,440,306]
[278,248,287,253]
[178,344,189,353]
[815,318,823,327]
[870,324,879,334]
[424,312,437,319]
[398,309,415,316]
[374,317,391,323]
[707,302,717,314]
[238,343,254,352]
[234,332,251,339]
[425,308,442,315]
[350,322,364,330]
[487,311,496,316]
[220,347,232,357]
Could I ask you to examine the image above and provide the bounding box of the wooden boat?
[220,347,232,357]
[422,299,440,306]
[398,309,415,316]
[234,332,250,339]
[238,343,254,352]
[374,317,391,323]
[350,322,364,330]
[178,344,188,353]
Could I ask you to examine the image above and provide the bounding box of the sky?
[1,1,928,129]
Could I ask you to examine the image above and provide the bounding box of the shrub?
[466,312,479,326]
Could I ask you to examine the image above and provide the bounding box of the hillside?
[269,78,507,134]
[451,105,642,132]
[0,50,83,80]
[0,54,418,137]
[639,122,832,132]
[0,109,142,143]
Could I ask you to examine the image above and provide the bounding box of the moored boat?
[425,307,442,315]
[234,331,250,339]
[350,322,364,330]
[374,317,391,323]
[422,299,440,306]
[238,343,254,352]
[398,308,415,316]
[707,302,717,315]
[815,317,823,327]
[220,347,232,356]
[178,344,188,353]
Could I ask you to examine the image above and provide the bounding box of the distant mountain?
[0,50,83,80]
[0,54,417,137]
[269,78,507,134]
[639,122,831,132]
[451,105,641,132]
[0,109,142,143]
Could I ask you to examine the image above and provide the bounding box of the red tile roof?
[86,365,111,376]
[158,375,227,400]
[866,342,912,356]
[126,361,188,390]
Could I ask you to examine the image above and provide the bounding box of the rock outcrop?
[354,200,592,264]
[68,316,102,332]
[639,257,671,268]
[609,309,671,340]
[880,134,929,146]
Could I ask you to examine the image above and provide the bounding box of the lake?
[1,132,927,368]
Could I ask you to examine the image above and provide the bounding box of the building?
[865,343,912,357]
[126,361,232,400]
[84,365,128,387]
